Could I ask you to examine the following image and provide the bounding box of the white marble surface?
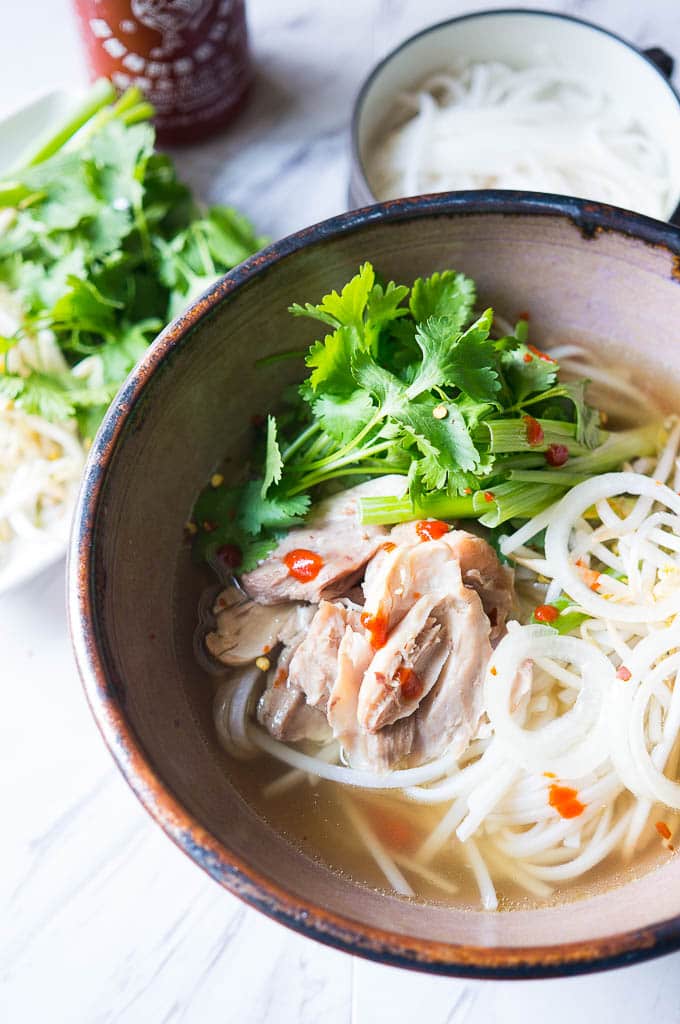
[4,1,680,1021]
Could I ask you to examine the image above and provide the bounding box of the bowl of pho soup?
[70,193,680,977]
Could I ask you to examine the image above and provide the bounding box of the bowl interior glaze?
[70,195,680,977]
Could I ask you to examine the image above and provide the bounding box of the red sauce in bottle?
[73,0,252,144]
[283,548,324,582]
[416,519,450,542]
[360,610,389,650]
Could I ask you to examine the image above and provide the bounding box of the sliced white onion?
[545,473,680,622]
[484,625,613,777]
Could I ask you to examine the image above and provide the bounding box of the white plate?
[0,90,84,596]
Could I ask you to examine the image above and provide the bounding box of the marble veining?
[3,1,680,1021]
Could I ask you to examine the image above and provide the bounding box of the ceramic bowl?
[349,9,680,220]
[69,193,680,978]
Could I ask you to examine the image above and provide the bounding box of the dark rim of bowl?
[349,7,680,220]
[69,192,680,980]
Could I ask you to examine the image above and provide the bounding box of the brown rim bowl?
[68,192,680,978]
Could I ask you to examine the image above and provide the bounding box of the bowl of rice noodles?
[349,9,680,220]
[70,192,680,977]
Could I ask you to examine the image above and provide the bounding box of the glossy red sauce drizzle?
[549,784,585,819]
[360,610,389,650]
[416,519,450,542]
[283,548,324,582]
[534,604,560,624]
[396,665,424,701]
[524,414,544,446]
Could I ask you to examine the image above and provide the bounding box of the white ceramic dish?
[349,9,680,219]
[0,90,84,596]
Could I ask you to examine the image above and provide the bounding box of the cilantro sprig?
[0,80,264,438]
[194,263,661,572]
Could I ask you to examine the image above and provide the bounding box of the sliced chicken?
[241,476,406,605]
[257,632,330,743]
[362,535,456,632]
[410,582,491,763]
[357,594,447,731]
[328,625,414,772]
[442,530,515,644]
[247,512,515,772]
[358,553,490,760]
[288,600,362,712]
[366,521,514,643]
[205,586,310,665]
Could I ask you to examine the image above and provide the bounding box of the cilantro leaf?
[305,325,360,396]
[409,270,476,327]
[407,309,500,402]
[311,390,375,443]
[237,481,310,535]
[290,262,375,331]
[501,344,558,404]
[399,397,481,477]
[528,379,600,447]
[261,415,283,497]
[351,351,407,419]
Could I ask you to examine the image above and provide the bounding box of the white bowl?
[349,8,680,219]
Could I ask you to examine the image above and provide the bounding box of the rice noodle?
[369,61,672,219]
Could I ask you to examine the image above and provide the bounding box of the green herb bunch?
[0,80,264,439]
[194,262,659,571]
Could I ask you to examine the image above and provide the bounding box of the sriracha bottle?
[73,0,252,144]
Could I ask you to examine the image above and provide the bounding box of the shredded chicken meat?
[208,506,516,773]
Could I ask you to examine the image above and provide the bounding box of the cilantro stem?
[281,421,321,462]
[0,183,31,207]
[298,409,383,471]
[16,79,116,172]
[508,470,590,485]
[288,440,396,494]
[300,431,333,462]
[120,102,156,126]
[360,492,477,525]
[78,85,146,137]
[479,418,598,455]
[474,482,564,527]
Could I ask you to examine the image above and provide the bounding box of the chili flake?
[616,665,632,681]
